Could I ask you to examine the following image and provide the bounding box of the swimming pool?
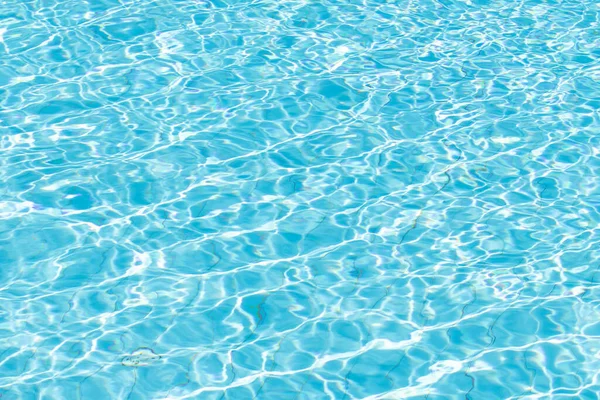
[1,0,600,398]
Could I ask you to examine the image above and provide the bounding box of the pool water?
[1,0,600,398]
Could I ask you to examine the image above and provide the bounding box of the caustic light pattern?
[1,0,600,399]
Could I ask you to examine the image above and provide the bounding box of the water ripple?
[1,0,600,398]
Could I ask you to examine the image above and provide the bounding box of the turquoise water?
[1,0,600,398]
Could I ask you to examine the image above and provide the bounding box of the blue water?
[1,0,600,398]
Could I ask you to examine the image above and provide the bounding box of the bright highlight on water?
[1,0,600,398]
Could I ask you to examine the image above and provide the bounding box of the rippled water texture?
[2,0,600,398]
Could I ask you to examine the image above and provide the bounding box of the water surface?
[1,0,600,399]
